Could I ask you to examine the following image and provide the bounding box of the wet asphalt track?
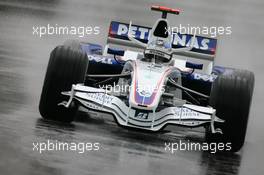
[0,0,264,175]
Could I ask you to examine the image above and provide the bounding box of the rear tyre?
[206,70,254,152]
[39,45,88,122]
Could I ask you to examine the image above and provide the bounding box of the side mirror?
[107,48,125,56]
[185,61,203,70]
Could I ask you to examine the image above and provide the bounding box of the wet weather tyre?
[39,45,88,122]
[206,70,254,152]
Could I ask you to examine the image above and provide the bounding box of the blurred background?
[0,0,263,174]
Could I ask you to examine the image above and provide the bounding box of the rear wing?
[107,21,217,61]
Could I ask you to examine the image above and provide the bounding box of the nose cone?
[129,83,162,110]
[129,62,171,110]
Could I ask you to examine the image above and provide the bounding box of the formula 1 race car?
[39,6,254,152]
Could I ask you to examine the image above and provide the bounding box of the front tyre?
[206,70,254,152]
[39,45,88,122]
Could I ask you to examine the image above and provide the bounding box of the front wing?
[60,84,223,131]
